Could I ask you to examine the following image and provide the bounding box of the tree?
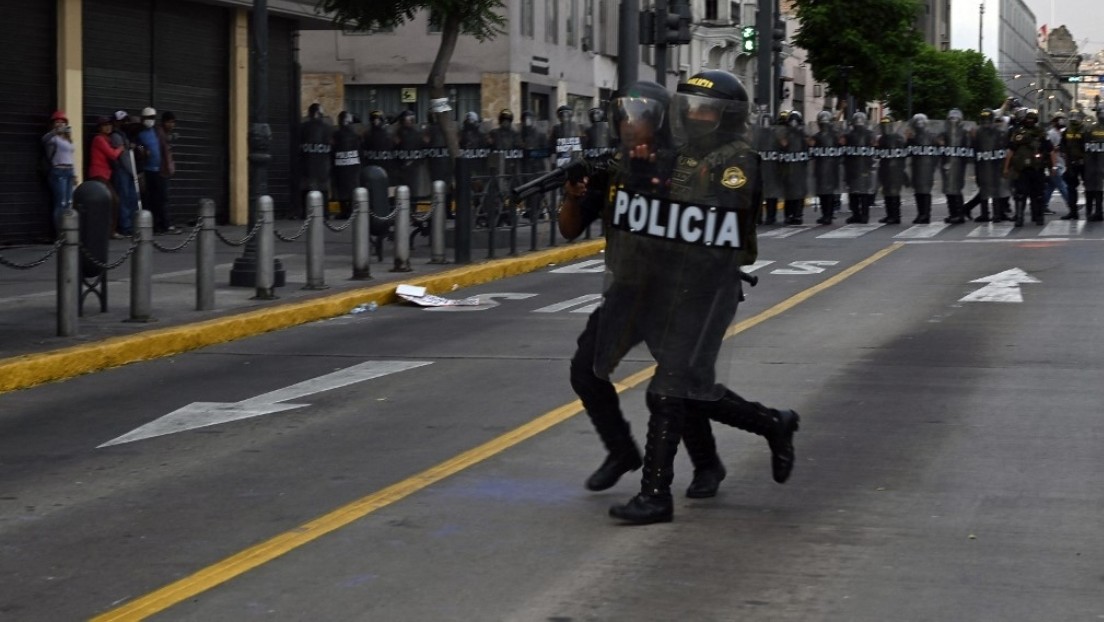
[791,0,924,110]
[885,46,1005,119]
[315,0,507,155]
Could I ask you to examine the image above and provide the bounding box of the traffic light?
[639,10,656,45]
[740,26,758,54]
[772,19,786,53]
[665,1,692,45]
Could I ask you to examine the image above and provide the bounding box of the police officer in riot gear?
[584,106,612,159]
[810,110,842,224]
[331,111,361,219]
[393,109,430,199]
[458,111,488,177]
[551,104,584,168]
[570,71,800,525]
[1060,109,1088,219]
[780,110,810,225]
[757,111,788,224]
[843,111,877,223]
[876,115,908,224]
[362,110,393,177]
[1003,109,1056,226]
[940,108,974,224]
[488,108,522,178]
[298,103,332,219]
[907,113,938,224]
[972,108,1007,222]
[1081,107,1104,221]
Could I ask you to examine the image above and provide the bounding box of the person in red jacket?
[87,115,125,236]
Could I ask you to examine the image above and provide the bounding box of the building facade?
[0,0,327,246]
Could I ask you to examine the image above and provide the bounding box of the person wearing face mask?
[938,108,973,224]
[906,113,938,224]
[551,104,584,169]
[135,107,180,235]
[1003,109,1056,226]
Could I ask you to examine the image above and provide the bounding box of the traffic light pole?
[617,0,640,92]
[756,0,774,120]
[655,0,669,87]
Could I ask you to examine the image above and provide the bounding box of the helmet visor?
[669,92,749,147]
[610,95,667,149]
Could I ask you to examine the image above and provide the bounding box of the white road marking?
[424,293,538,312]
[98,361,433,447]
[758,226,813,238]
[894,223,950,239]
[816,223,884,238]
[742,260,775,273]
[1040,219,1086,236]
[959,267,1040,303]
[550,259,605,273]
[967,222,1015,238]
[533,294,603,313]
[771,260,839,275]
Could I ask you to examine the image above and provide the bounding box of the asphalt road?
[2,220,1104,621]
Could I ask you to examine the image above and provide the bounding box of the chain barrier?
[322,209,357,233]
[151,222,202,253]
[0,239,63,270]
[274,217,312,242]
[214,220,264,247]
[79,239,137,271]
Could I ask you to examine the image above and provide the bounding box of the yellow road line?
[90,243,902,621]
[0,240,605,395]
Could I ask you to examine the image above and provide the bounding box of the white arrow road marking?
[98,361,432,447]
[742,259,775,273]
[959,268,1040,303]
[424,293,538,312]
[533,294,603,313]
[771,260,839,275]
[550,259,606,273]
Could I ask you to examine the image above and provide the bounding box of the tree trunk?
[428,11,463,160]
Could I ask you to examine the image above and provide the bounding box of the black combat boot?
[879,196,901,224]
[816,194,834,224]
[1031,196,1045,225]
[859,194,871,223]
[1068,186,1080,218]
[610,394,685,524]
[1013,197,1026,227]
[681,414,726,498]
[974,199,991,222]
[1091,192,1104,221]
[944,195,966,224]
[913,194,931,224]
[994,197,1011,222]
[845,193,861,223]
[572,351,643,492]
[695,389,801,484]
[762,198,777,224]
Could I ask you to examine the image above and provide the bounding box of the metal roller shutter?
[0,1,56,244]
[266,17,295,217]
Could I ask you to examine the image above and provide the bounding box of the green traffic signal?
[740,26,757,53]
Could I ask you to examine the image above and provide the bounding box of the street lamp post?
[229,0,285,289]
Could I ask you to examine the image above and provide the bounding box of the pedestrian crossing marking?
[742,259,775,273]
[894,223,950,239]
[816,223,884,238]
[1039,219,1086,236]
[759,225,815,239]
[967,222,1015,238]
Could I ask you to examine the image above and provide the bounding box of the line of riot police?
[751,101,1104,228]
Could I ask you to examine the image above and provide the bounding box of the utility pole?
[978,1,984,54]
[756,0,774,121]
[655,0,669,86]
[617,0,640,93]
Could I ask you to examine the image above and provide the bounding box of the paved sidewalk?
[0,218,604,393]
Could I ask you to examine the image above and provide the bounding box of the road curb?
[0,239,605,394]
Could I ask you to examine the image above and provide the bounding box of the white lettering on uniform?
[647,198,665,236]
[715,211,740,247]
[613,190,630,224]
[667,202,681,236]
[704,209,717,245]
[629,195,649,230]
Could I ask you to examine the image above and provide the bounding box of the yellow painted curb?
[0,240,605,395]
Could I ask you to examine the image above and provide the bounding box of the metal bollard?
[57,209,80,336]
[352,187,372,280]
[392,185,412,272]
[430,180,447,264]
[254,196,276,300]
[196,199,216,311]
[128,209,155,322]
[305,190,327,290]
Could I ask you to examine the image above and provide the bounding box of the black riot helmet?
[671,70,751,148]
[1023,108,1039,127]
[369,110,385,128]
[557,105,573,123]
[610,80,671,151]
[588,106,605,124]
[978,108,994,126]
[521,110,534,128]
[498,108,514,124]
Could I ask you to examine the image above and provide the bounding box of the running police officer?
[1003,109,1055,226]
[876,115,908,224]
[810,110,843,224]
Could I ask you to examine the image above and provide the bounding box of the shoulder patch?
[721,166,747,189]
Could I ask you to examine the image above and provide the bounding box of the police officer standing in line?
[1081,107,1104,221]
[551,104,584,168]
[810,110,843,224]
[562,72,800,525]
[757,111,787,224]
[331,111,361,219]
[298,103,332,219]
[1059,109,1088,219]
[939,108,973,224]
[393,109,431,200]
[425,98,453,200]
[780,111,810,225]
[906,113,938,224]
[458,111,488,178]
[842,111,877,224]
[520,110,550,219]
[583,106,612,158]
[876,115,908,224]
[488,108,522,179]
[971,108,1007,222]
[1003,109,1056,227]
[362,110,394,178]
